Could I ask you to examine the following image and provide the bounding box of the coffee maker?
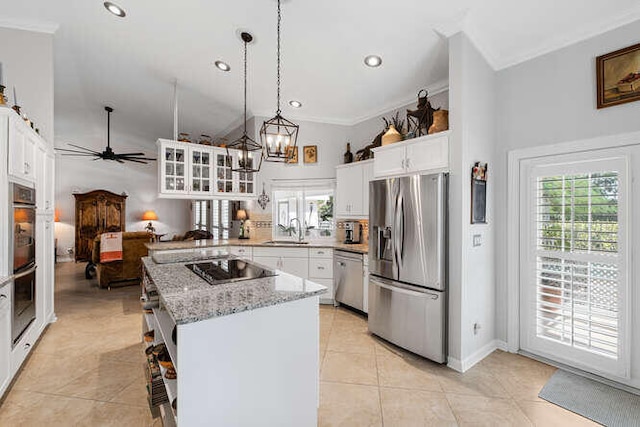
[344,222,363,244]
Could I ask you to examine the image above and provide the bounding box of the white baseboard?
[448,339,505,373]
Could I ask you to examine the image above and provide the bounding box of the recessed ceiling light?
[103,2,126,17]
[215,61,231,72]
[364,55,382,68]
[289,100,302,108]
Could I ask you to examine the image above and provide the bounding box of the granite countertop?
[145,238,369,254]
[142,256,327,325]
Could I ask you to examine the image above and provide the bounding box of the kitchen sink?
[262,240,310,245]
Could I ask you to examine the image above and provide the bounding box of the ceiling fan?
[57,106,156,164]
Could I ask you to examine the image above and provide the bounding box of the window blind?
[535,172,620,359]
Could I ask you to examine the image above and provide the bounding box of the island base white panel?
[177,296,320,427]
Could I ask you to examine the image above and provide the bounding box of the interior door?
[519,151,631,379]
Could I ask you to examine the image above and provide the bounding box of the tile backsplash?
[240,208,369,244]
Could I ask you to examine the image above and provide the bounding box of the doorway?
[516,147,634,381]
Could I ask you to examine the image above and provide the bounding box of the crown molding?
[487,5,640,70]
[250,79,449,128]
[432,9,469,38]
[0,17,59,34]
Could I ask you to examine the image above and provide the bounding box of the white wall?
[448,32,497,369]
[54,111,191,260]
[0,27,54,144]
[494,19,640,343]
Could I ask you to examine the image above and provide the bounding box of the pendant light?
[260,0,299,163]
[227,32,263,173]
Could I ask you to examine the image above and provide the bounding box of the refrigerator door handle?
[393,192,401,275]
[372,279,438,299]
[399,195,405,263]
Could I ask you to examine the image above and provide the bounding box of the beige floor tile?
[446,393,533,427]
[516,400,600,427]
[376,353,443,392]
[492,368,556,402]
[56,361,141,401]
[319,381,382,427]
[11,352,101,394]
[321,351,378,386]
[380,387,458,427]
[327,328,377,354]
[0,390,97,426]
[436,364,510,398]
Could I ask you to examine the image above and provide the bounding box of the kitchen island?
[141,255,327,427]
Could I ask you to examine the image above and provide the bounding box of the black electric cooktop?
[185,259,277,286]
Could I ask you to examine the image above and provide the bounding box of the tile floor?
[0,262,598,426]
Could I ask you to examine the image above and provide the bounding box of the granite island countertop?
[142,256,327,325]
[145,238,369,255]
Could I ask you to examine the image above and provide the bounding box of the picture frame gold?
[303,145,317,164]
[285,146,298,164]
[596,42,640,109]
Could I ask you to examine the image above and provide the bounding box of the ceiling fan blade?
[115,158,125,164]
[60,153,101,157]
[116,155,157,161]
[117,152,146,157]
[67,144,103,154]
[121,158,149,164]
[56,148,98,154]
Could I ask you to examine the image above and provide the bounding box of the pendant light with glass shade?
[260,0,299,162]
[227,32,263,173]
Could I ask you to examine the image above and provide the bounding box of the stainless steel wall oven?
[11,183,37,346]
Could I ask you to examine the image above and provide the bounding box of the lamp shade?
[236,209,248,221]
[54,209,61,222]
[142,210,158,221]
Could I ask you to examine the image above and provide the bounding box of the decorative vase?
[343,143,353,164]
[0,85,6,106]
[382,125,402,146]
[428,110,449,134]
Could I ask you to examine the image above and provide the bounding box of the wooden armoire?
[74,190,127,262]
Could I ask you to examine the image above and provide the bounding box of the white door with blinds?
[519,153,630,379]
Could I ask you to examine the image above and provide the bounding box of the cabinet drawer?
[309,248,333,259]
[253,247,309,258]
[309,258,333,279]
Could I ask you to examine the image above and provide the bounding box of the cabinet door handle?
[406,158,411,169]
[317,251,325,255]
[317,266,325,270]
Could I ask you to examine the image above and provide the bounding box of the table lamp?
[142,210,158,234]
[236,209,249,239]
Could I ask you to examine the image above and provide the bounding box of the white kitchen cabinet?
[253,247,310,278]
[35,215,56,328]
[158,139,256,199]
[309,249,334,304]
[8,115,37,183]
[0,283,11,397]
[158,139,213,196]
[373,132,449,178]
[227,246,253,260]
[336,160,374,218]
[363,256,369,314]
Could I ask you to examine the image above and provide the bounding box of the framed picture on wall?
[471,162,487,224]
[597,42,640,109]
[303,145,318,163]
[285,146,298,164]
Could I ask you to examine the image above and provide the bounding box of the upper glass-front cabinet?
[157,139,256,199]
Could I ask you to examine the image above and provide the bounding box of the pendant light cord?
[276,0,282,115]
[243,37,248,135]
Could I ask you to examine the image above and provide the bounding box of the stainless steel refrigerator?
[368,173,448,363]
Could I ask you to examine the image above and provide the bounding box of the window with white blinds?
[535,172,621,358]
[193,200,231,238]
[193,200,209,231]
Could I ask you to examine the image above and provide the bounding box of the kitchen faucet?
[289,218,304,242]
